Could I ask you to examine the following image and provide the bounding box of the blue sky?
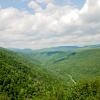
[55,0,85,8]
[0,0,100,49]
[0,0,86,11]
[0,0,29,10]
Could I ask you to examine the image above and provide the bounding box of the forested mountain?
[0,47,100,100]
[0,47,66,99]
[42,48,100,83]
[14,47,100,83]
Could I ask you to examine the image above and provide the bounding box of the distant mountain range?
[9,44,100,53]
[84,44,100,48]
[9,48,33,53]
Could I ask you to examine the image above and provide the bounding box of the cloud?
[0,0,100,49]
[80,0,100,23]
[28,0,42,12]
[36,0,54,4]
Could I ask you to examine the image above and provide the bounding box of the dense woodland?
[0,47,100,100]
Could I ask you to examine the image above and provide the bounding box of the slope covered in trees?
[0,47,66,99]
[43,48,100,82]
[19,47,100,84]
[0,47,100,100]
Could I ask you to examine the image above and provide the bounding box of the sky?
[0,0,100,49]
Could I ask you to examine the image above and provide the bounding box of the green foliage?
[40,48,100,82]
[0,95,10,100]
[67,79,100,100]
[0,48,64,99]
[0,47,100,100]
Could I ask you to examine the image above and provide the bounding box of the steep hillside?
[11,47,100,83]
[11,46,79,66]
[44,48,100,83]
[0,48,65,99]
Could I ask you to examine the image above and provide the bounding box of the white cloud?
[0,0,100,49]
[28,0,42,12]
[36,0,54,4]
[80,0,100,23]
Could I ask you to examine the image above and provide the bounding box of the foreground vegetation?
[0,47,100,100]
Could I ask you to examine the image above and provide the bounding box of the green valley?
[0,46,100,100]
